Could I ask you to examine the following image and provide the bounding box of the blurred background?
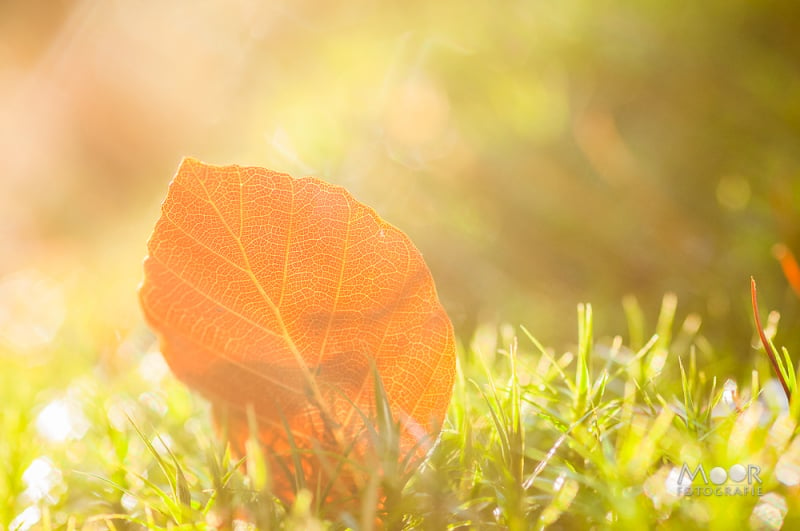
[3,0,800,527]
[2,0,800,368]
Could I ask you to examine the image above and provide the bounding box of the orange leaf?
[139,158,455,505]
[774,243,800,299]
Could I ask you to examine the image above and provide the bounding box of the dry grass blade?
[750,276,790,400]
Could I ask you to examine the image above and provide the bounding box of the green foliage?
[4,294,800,530]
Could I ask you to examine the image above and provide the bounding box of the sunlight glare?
[121,492,138,511]
[0,270,65,350]
[665,466,687,496]
[106,396,137,431]
[151,433,174,455]
[22,457,62,504]
[36,398,90,442]
[138,351,170,382]
[9,506,41,531]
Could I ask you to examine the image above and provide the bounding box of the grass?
[2,287,800,530]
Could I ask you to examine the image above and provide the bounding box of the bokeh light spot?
[36,398,90,442]
[9,505,41,531]
[22,456,63,504]
[138,351,170,383]
[716,175,751,211]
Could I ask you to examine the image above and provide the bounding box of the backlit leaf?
[139,158,455,505]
